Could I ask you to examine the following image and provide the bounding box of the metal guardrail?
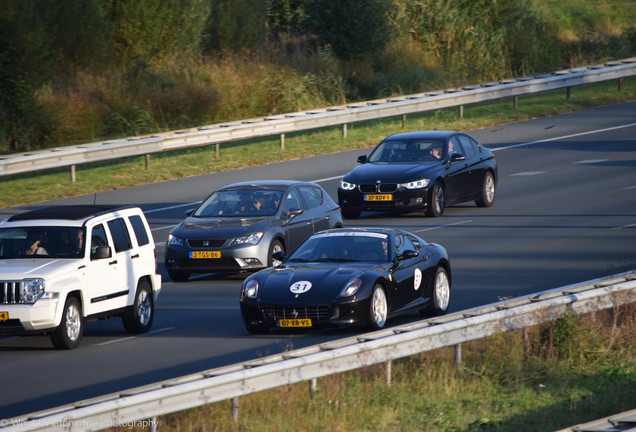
[1,58,635,178]
[2,271,635,431]
[556,408,636,432]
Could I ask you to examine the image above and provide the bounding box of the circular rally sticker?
[290,281,312,294]
[414,268,422,290]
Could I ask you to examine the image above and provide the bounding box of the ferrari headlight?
[399,178,430,189]
[230,232,264,246]
[167,233,185,247]
[243,280,259,298]
[339,181,356,190]
[339,278,362,298]
[21,278,45,304]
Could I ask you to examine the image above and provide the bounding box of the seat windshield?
[368,139,444,163]
[193,189,284,217]
[289,232,391,263]
[0,226,85,258]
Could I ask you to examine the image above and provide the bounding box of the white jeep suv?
[0,205,161,349]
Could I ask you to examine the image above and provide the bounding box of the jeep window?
[90,224,109,256]
[128,215,150,246]
[0,227,87,258]
[107,218,133,253]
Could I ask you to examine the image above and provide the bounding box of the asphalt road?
[1,102,635,420]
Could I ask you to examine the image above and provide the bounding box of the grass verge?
[1,77,635,208]
[106,305,636,432]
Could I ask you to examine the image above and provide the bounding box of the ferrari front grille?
[262,305,331,321]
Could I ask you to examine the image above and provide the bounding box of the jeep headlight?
[22,279,45,304]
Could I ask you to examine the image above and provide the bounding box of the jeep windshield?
[0,227,85,258]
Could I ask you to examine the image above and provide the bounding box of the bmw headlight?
[243,280,259,298]
[230,232,264,247]
[21,278,45,304]
[339,278,362,298]
[339,181,356,190]
[167,233,185,247]
[399,178,430,189]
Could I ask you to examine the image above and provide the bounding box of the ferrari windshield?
[0,226,85,258]
[289,231,391,263]
[368,139,444,163]
[194,189,284,217]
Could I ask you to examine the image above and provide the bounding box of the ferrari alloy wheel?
[426,182,444,217]
[368,284,388,330]
[427,267,451,316]
[50,297,83,349]
[476,171,496,207]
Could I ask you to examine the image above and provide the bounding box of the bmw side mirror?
[450,153,466,162]
[357,155,367,163]
[91,245,111,260]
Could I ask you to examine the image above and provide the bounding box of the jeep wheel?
[123,280,154,334]
[50,296,83,350]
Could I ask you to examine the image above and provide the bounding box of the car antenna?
[92,193,97,205]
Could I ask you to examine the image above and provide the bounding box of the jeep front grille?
[0,281,22,304]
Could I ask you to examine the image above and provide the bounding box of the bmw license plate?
[365,194,392,201]
[190,251,221,259]
[279,318,312,327]
[0,312,8,321]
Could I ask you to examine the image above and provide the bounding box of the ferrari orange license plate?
[279,318,312,328]
[0,312,8,321]
[365,194,392,201]
[190,251,221,259]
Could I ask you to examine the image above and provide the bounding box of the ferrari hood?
[345,162,437,183]
[257,263,378,303]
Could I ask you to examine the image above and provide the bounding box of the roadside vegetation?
[108,304,636,432]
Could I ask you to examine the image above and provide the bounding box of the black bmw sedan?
[338,131,498,218]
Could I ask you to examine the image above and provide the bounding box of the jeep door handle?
[109,260,118,265]
[131,254,139,259]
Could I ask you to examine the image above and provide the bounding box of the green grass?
[108,306,636,432]
[1,77,635,208]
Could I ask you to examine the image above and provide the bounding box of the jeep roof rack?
[7,205,132,222]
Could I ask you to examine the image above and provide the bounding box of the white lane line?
[145,202,200,214]
[511,171,545,176]
[574,159,609,164]
[612,223,636,230]
[93,327,175,347]
[491,122,636,152]
[624,185,636,190]
[412,220,472,233]
[313,175,344,183]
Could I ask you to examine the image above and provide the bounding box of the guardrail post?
[309,378,318,398]
[455,343,462,367]
[513,96,518,109]
[148,417,158,432]
[459,105,464,119]
[402,114,406,129]
[280,133,285,150]
[567,86,571,101]
[342,124,347,138]
[231,397,239,422]
[385,360,392,386]
[70,164,76,182]
[618,78,623,91]
[215,143,220,158]
[145,154,150,170]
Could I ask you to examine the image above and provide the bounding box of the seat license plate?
[0,312,8,321]
[190,251,221,259]
[279,318,312,327]
[365,194,392,201]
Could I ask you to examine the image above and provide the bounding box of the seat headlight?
[339,181,356,190]
[230,232,264,246]
[167,233,185,247]
[339,278,362,298]
[243,280,259,298]
[399,178,430,189]
[22,279,45,304]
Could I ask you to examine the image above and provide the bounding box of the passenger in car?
[25,234,48,256]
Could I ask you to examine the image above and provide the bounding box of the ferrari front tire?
[368,284,388,330]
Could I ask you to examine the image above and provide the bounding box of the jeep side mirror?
[91,245,111,260]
